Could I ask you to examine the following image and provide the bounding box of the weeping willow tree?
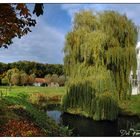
[62,10,138,120]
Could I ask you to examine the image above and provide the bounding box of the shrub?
[29,93,48,109]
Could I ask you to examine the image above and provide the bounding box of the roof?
[34,78,46,83]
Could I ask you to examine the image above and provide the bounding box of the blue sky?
[0,4,140,64]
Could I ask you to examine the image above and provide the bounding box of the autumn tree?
[62,10,138,121]
[1,68,30,86]
[28,73,35,85]
[0,4,44,48]
[11,72,20,85]
[51,74,58,84]
[20,72,29,86]
[3,68,20,86]
[58,75,66,86]
[1,77,9,85]
[44,74,52,85]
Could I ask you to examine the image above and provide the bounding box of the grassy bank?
[62,94,140,120]
[66,94,140,119]
[0,86,70,136]
[119,94,140,117]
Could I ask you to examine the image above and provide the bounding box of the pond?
[47,104,140,136]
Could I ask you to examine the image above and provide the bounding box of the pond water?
[47,104,140,136]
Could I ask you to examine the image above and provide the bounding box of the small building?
[34,78,46,86]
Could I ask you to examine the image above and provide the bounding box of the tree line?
[0,61,65,86]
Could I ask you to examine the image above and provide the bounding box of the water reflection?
[47,107,140,136]
[61,113,118,136]
[47,110,61,123]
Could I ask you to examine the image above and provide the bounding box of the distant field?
[0,86,66,97]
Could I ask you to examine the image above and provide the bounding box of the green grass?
[0,86,66,97]
[128,95,140,114]
[0,86,71,136]
[119,94,140,116]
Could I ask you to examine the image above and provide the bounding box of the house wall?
[33,82,41,86]
[131,43,140,95]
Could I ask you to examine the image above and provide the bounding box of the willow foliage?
[62,10,138,120]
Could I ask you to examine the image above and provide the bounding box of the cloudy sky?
[1,4,140,64]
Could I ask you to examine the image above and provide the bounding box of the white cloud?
[0,17,65,64]
[61,4,140,25]
[61,4,84,18]
[61,4,86,25]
